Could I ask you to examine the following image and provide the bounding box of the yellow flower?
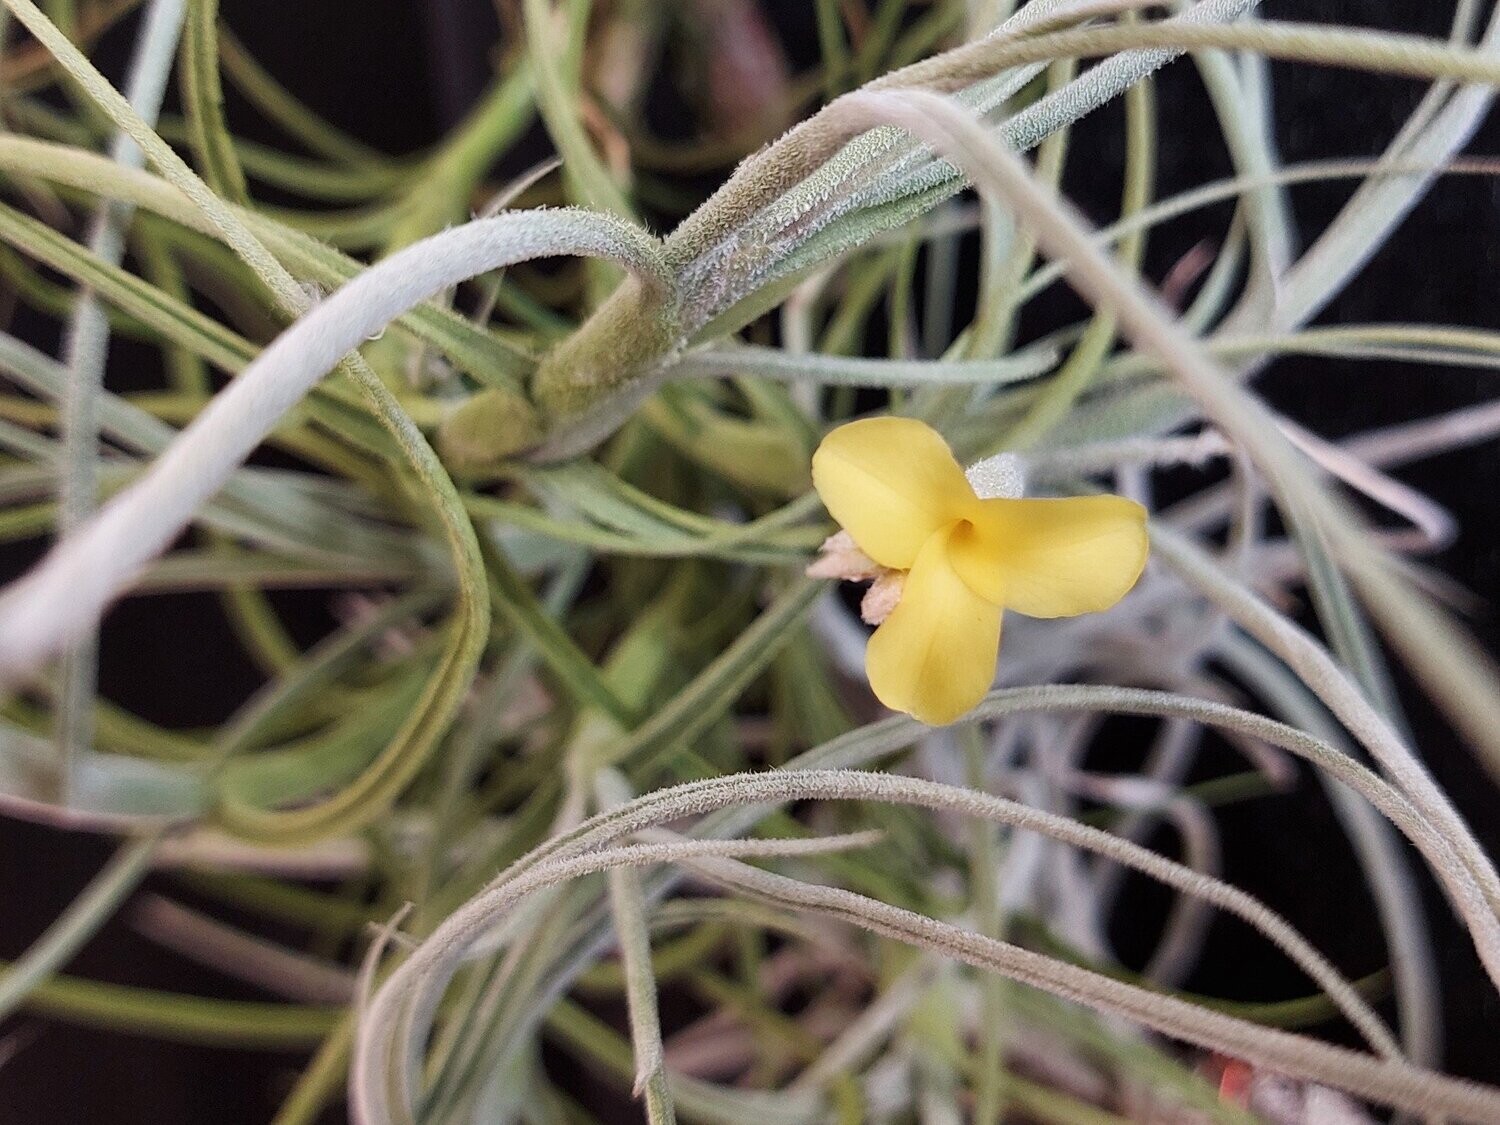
[811,417,1149,726]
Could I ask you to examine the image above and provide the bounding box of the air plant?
[1,0,1500,1122]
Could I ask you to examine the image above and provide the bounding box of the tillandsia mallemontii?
[809,418,1149,725]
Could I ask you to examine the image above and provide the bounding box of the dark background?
[2,1,1499,1121]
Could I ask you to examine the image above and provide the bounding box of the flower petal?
[948,495,1148,617]
[866,525,1003,725]
[811,417,975,570]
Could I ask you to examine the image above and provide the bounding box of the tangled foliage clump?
[3,0,1500,1121]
